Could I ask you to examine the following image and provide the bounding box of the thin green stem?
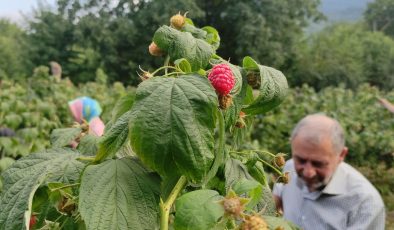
[160,175,187,230]
[164,55,170,75]
[151,65,178,76]
[50,183,80,192]
[77,156,95,161]
[161,71,184,77]
[203,110,225,187]
[259,158,283,175]
[254,149,276,158]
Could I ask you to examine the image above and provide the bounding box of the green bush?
[291,23,394,91]
[0,77,129,172]
[251,84,394,166]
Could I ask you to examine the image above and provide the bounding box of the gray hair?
[290,114,345,154]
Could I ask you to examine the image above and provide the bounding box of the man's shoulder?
[283,159,295,171]
[341,162,384,204]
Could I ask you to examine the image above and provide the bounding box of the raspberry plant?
[0,13,298,230]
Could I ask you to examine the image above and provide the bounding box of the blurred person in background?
[273,114,385,230]
[378,97,394,114]
[68,96,105,148]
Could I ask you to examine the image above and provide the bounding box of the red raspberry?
[29,215,37,229]
[208,64,235,96]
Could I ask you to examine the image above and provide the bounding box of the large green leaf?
[129,74,218,183]
[110,91,136,123]
[153,26,214,71]
[174,190,224,230]
[77,134,99,156]
[0,174,44,230]
[233,178,263,210]
[263,215,301,230]
[95,110,133,162]
[0,149,85,230]
[242,56,288,115]
[224,158,254,190]
[224,158,276,215]
[50,128,81,148]
[79,157,160,230]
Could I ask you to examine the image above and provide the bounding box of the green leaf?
[0,149,85,229]
[182,24,207,39]
[129,74,218,182]
[242,56,288,115]
[224,72,249,130]
[224,158,254,190]
[263,215,301,230]
[174,190,224,230]
[174,58,192,73]
[233,178,263,210]
[77,134,99,156]
[201,26,220,50]
[0,174,44,230]
[257,186,277,216]
[95,110,133,162]
[153,26,214,71]
[79,157,160,230]
[111,91,136,123]
[50,128,81,148]
[0,157,15,172]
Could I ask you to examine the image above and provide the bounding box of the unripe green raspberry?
[170,12,186,30]
[240,214,268,230]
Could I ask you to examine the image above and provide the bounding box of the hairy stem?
[259,158,283,175]
[203,110,225,187]
[160,175,187,230]
[76,156,95,161]
[164,55,170,75]
[49,183,80,192]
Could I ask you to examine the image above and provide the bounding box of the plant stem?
[152,65,178,76]
[254,149,276,158]
[203,110,225,187]
[160,175,187,230]
[77,156,96,161]
[50,183,80,192]
[259,158,283,175]
[164,55,170,75]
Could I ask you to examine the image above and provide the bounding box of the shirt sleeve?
[272,182,284,197]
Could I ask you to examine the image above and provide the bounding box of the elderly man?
[273,114,385,230]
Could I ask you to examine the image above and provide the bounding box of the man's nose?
[302,163,316,178]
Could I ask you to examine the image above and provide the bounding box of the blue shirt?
[273,160,385,230]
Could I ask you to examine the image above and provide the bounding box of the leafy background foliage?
[1,0,394,228]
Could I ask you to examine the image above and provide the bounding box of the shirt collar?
[321,162,347,195]
[295,162,348,199]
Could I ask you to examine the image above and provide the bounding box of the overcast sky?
[0,0,56,23]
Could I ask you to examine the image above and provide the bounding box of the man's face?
[291,135,344,192]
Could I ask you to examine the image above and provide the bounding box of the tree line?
[0,0,393,90]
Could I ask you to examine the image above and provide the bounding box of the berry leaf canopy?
[129,74,218,183]
[242,56,288,115]
[153,25,214,71]
[79,158,160,230]
[263,215,302,230]
[174,190,224,230]
[50,127,82,148]
[0,149,85,229]
[95,110,133,161]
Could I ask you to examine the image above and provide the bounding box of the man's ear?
[339,147,348,161]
